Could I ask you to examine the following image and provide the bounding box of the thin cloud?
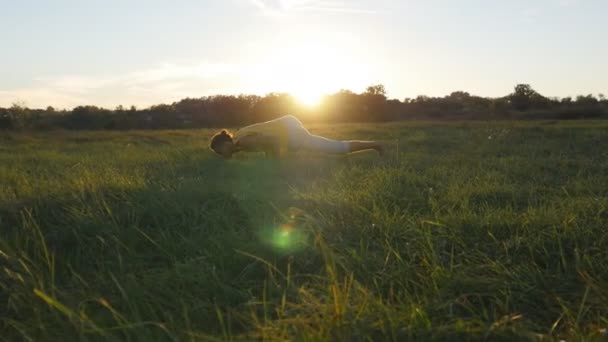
[298,5,377,14]
[521,8,539,22]
[557,0,580,6]
[248,0,271,9]
[1,62,239,109]
[0,88,84,109]
[37,62,237,92]
[247,0,376,15]
[521,0,581,22]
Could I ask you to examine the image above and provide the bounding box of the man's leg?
[302,133,382,155]
[348,140,383,155]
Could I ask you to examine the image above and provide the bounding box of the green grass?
[1,121,607,341]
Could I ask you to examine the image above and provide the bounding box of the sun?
[247,43,371,107]
[295,89,323,106]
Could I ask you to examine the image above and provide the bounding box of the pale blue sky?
[0,0,606,108]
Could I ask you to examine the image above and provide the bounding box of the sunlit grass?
[1,121,608,340]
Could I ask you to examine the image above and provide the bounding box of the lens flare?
[272,224,294,249]
[259,207,310,253]
[261,223,308,253]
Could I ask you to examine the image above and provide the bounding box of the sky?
[0,0,606,109]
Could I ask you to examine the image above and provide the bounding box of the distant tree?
[448,91,471,101]
[555,94,603,119]
[319,89,363,122]
[444,91,471,115]
[174,98,208,125]
[360,85,389,121]
[599,93,605,102]
[66,105,110,129]
[8,102,31,129]
[511,84,533,111]
[510,84,547,111]
[413,95,430,103]
[364,84,387,97]
[575,94,598,106]
[251,93,298,122]
[0,107,12,129]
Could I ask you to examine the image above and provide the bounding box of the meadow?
[1,121,607,341]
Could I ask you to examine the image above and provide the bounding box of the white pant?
[281,115,350,154]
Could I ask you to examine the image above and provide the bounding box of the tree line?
[1,84,606,130]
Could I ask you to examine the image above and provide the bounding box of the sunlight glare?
[296,90,323,106]
[248,43,372,106]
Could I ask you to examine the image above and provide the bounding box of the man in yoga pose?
[209,115,383,159]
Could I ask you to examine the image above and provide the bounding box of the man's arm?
[258,135,281,158]
[236,134,281,157]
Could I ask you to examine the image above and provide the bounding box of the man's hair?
[209,130,234,153]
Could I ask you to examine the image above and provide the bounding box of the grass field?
[1,121,608,341]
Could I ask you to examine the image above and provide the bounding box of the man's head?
[210,130,235,158]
